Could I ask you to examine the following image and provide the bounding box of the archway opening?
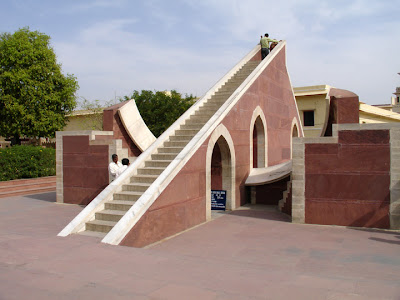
[292,123,299,137]
[252,116,265,168]
[211,143,222,190]
[210,136,233,212]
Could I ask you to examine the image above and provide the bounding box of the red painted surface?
[253,124,258,168]
[120,45,301,247]
[325,88,359,136]
[305,130,390,228]
[63,135,109,205]
[102,101,142,157]
[211,143,222,190]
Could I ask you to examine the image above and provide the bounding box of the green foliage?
[123,90,196,137]
[0,145,56,181]
[0,27,79,143]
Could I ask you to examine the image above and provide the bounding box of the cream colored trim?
[206,124,236,220]
[245,161,292,186]
[320,87,332,136]
[285,51,304,138]
[291,137,305,223]
[117,99,156,152]
[290,117,301,159]
[249,106,268,169]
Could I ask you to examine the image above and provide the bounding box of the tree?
[0,27,78,145]
[123,90,196,137]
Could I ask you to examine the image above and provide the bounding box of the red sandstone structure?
[57,42,400,248]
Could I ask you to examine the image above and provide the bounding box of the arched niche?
[249,106,268,169]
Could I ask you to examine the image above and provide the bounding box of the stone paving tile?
[0,192,400,299]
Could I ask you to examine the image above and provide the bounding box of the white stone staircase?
[59,42,289,244]
[80,60,261,238]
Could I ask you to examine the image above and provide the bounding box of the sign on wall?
[211,190,226,210]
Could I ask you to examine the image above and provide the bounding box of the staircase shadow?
[228,204,291,222]
[23,191,56,202]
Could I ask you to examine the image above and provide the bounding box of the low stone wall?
[292,123,400,229]
[56,131,127,205]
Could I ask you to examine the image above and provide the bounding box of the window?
[303,111,315,126]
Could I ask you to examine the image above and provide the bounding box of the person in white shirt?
[108,154,122,182]
[116,158,130,178]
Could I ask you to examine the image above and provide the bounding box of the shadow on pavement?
[348,226,400,245]
[228,205,291,222]
[23,191,56,202]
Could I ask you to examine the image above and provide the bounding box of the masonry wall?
[304,130,391,228]
[62,135,112,205]
[120,44,301,247]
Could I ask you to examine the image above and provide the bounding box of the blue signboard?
[211,190,226,211]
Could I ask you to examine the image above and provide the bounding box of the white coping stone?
[117,100,156,152]
[245,161,292,186]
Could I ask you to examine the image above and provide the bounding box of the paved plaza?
[0,192,399,299]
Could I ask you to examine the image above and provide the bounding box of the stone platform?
[0,192,399,299]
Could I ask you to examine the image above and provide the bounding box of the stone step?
[174,129,199,136]
[179,123,203,130]
[144,160,171,168]
[121,182,151,192]
[95,209,125,222]
[168,135,193,142]
[114,191,143,201]
[193,109,216,117]
[161,140,188,148]
[189,114,211,121]
[157,146,183,154]
[151,152,178,160]
[130,175,158,184]
[78,230,107,239]
[137,167,165,176]
[85,219,116,233]
[105,200,136,211]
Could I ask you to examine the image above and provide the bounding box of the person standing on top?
[260,33,279,60]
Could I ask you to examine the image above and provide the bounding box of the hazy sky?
[1,0,399,105]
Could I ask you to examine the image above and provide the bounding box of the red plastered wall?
[305,130,390,228]
[63,135,110,205]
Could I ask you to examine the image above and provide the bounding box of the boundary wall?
[292,123,400,229]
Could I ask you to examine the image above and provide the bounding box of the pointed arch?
[291,117,301,158]
[249,106,268,169]
[206,124,236,220]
